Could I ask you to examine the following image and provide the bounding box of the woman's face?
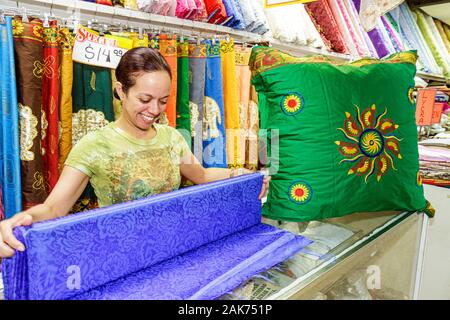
[117,70,171,131]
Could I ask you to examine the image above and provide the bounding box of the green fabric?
[250,46,429,222]
[176,41,192,149]
[65,122,190,207]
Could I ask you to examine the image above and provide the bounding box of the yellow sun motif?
[336,104,403,183]
[288,181,312,204]
[12,20,24,36]
[280,92,304,115]
[32,25,44,38]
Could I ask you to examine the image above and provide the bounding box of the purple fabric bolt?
[2,173,312,300]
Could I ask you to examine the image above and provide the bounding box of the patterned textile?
[12,17,48,210]
[250,46,432,221]
[2,174,312,300]
[220,39,242,168]
[176,40,192,148]
[357,0,404,32]
[0,17,22,218]
[42,21,59,192]
[159,34,178,127]
[435,19,450,54]
[305,0,349,54]
[236,0,256,31]
[193,0,208,21]
[58,28,74,173]
[222,0,244,29]
[71,63,115,212]
[188,42,206,162]
[381,14,405,52]
[343,0,373,57]
[203,40,227,168]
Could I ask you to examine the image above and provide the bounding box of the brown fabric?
[13,17,48,208]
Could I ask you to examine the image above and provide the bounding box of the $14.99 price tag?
[72,26,131,69]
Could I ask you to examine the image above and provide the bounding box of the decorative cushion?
[250,46,433,222]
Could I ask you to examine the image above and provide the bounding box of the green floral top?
[65,122,190,207]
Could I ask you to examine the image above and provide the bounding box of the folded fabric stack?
[2,174,312,300]
[419,142,450,187]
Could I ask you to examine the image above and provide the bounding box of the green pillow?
[250,46,434,222]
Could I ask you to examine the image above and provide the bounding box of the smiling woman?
[0,47,270,260]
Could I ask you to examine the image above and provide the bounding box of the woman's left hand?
[259,175,271,200]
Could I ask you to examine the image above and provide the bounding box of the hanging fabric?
[176,40,192,148]
[13,17,48,210]
[203,39,227,168]
[234,45,251,171]
[248,85,259,171]
[0,16,22,218]
[188,41,206,162]
[58,28,75,173]
[220,38,242,168]
[159,34,178,127]
[42,20,60,192]
[71,62,115,212]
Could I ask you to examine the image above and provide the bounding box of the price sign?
[415,89,436,126]
[72,26,132,69]
[431,102,444,124]
[264,0,316,8]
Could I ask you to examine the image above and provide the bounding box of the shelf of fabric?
[416,71,447,84]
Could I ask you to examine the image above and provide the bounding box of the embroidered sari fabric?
[42,21,59,192]
[188,42,206,162]
[176,41,192,148]
[220,39,242,168]
[2,174,312,300]
[58,28,75,173]
[305,0,349,54]
[12,17,48,210]
[159,34,178,127]
[0,17,22,218]
[203,40,227,168]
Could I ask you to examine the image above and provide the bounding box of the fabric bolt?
[434,19,450,54]
[176,40,192,149]
[443,23,450,43]
[12,17,48,210]
[376,18,397,55]
[96,0,113,4]
[176,0,192,19]
[423,14,450,74]
[249,0,270,35]
[203,40,227,168]
[237,0,257,31]
[235,46,251,170]
[250,46,432,221]
[0,17,22,218]
[415,9,450,77]
[220,39,243,168]
[397,3,440,75]
[367,25,391,58]
[343,0,373,57]
[42,21,60,192]
[305,0,349,54]
[381,15,405,52]
[222,0,241,28]
[188,42,206,162]
[297,4,326,48]
[159,34,178,127]
[193,0,208,21]
[58,28,74,174]
[137,0,153,12]
[263,5,296,43]
[357,0,405,32]
[124,0,139,9]
[204,0,228,24]
[2,174,312,300]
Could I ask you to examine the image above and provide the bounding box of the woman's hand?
[259,175,271,200]
[0,213,33,258]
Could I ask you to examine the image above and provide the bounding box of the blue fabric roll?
[0,17,22,218]
[2,173,312,300]
[203,40,227,168]
[222,0,245,30]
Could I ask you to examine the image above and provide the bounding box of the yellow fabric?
[248,86,259,171]
[220,39,243,168]
[434,19,450,54]
[58,28,74,173]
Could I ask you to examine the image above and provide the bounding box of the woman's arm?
[0,166,90,257]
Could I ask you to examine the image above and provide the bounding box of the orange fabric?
[159,34,178,127]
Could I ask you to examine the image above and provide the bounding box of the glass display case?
[220,211,427,300]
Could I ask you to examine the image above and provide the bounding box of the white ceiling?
[421,3,450,25]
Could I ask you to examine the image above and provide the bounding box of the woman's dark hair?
[114,47,172,100]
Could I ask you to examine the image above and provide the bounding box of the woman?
[0,47,269,258]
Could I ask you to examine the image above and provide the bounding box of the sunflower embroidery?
[408,87,415,106]
[335,104,403,183]
[417,171,423,187]
[280,92,304,116]
[288,181,312,205]
[32,25,44,38]
[12,20,24,36]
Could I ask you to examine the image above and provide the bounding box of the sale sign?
[72,26,133,69]
[415,89,436,126]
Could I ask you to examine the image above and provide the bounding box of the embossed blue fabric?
[2,173,312,300]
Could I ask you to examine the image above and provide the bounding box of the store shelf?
[416,71,447,83]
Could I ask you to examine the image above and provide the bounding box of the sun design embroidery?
[408,87,415,105]
[32,25,44,38]
[335,104,403,183]
[280,93,304,116]
[288,181,312,204]
[12,20,24,36]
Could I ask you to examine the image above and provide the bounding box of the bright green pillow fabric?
[250,46,433,222]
